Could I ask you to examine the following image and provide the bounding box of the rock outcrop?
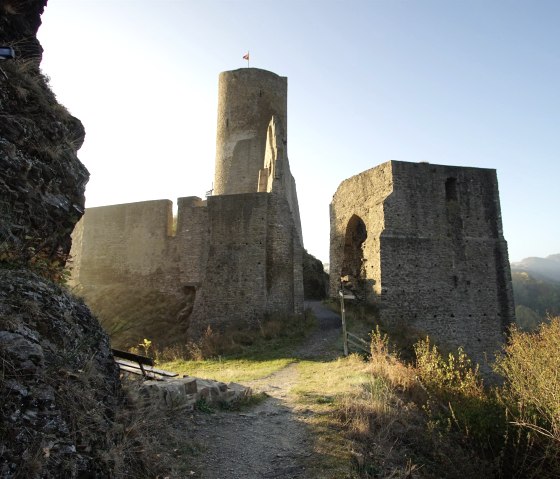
[0,0,88,267]
[0,269,121,477]
[0,3,127,477]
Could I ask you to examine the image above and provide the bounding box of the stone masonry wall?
[188,191,303,336]
[71,197,208,293]
[70,67,305,348]
[69,198,209,348]
[330,160,515,373]
[188,193,269,332]
[70,191,304,344]
[214,68,302,244]
[329,161,393,300]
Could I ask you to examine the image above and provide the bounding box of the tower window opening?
[445,177,458,201]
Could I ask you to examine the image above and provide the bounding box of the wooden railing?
[346,331,370,355]
[339,287,370,356]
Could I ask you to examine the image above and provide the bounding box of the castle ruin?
[330,160,515,370]
[70,68,304,348]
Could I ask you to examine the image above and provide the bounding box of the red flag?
[243,52,250,61]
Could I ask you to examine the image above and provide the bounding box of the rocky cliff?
[0,2,127,477]
[0,0,88,268]
[0,269,121,477]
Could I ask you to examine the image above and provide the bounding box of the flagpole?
[243,51,250,68]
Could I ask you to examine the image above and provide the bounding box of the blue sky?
[38,0,560,263]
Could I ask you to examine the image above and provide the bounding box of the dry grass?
[311,318,560,478]
[156,310,316,382]
[160,356,296,383]
[292,355,371,478]
[159,309,316,361]
[110,380,198,478]
[77,284,189,351]
[287,324,492,478]
[54,365,198,477]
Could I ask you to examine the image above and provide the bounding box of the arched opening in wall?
[341,214,367,297]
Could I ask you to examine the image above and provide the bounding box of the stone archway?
[341,215,367,292]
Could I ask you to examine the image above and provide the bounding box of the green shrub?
[494,317,560,478]
[414,338,506,452]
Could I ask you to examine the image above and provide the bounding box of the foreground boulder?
[0,269,121,477]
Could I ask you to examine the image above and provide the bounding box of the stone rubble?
[130,376,252,411]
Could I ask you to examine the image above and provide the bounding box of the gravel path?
[186,301,342,479]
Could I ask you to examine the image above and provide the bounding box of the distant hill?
[511,254,560,282]
[510,254,560,330]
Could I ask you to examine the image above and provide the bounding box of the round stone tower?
[213,68,287,195]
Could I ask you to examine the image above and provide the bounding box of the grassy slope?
[157,307,560,478]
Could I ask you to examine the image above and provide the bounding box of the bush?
[332,320,560,478]
[494,317,560,478]
[414,337,506,454]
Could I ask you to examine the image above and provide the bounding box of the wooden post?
[339,290,349,357]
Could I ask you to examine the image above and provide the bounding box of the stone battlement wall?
[70,190,303,345]
[71,197,208,294]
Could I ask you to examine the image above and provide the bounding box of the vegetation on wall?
[76,284,190,351]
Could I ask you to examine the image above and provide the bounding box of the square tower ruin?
[330,160,515,371]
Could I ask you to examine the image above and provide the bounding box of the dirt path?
[185,301,342,478]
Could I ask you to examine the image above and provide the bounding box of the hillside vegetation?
[512,272,560,330]
[511,254,560,282]
[510,254,560,330]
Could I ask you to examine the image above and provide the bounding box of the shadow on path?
[185,301,343,479]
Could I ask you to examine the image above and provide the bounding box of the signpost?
[339,287,355,356]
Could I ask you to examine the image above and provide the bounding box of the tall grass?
[494,317,560,478]
[331,317,560,478]
[158,310,316,362]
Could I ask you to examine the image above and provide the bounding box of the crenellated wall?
[71,197,208,294]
